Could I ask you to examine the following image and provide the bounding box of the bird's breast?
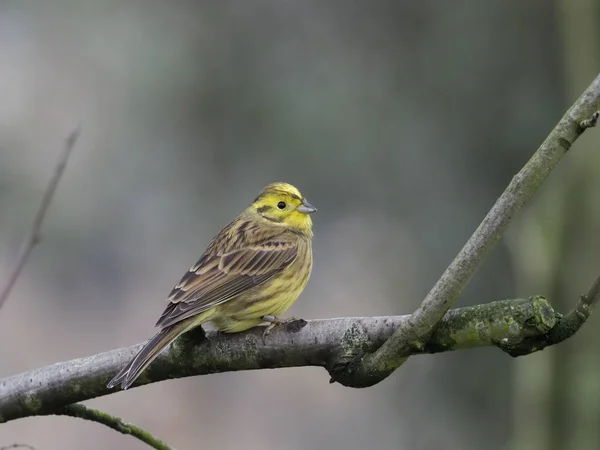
[216,237,312,323]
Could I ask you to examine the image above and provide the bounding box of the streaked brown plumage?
[107,182,316,390]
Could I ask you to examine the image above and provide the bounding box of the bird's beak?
[297,199,317,214]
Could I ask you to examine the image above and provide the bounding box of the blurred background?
[1,1,599,449]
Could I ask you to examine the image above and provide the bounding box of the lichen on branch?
[1,295,558,422]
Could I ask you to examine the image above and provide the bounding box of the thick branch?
[0,296,556,423]
[336,74,600,387]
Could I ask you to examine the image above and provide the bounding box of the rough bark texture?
[0,296,559,423]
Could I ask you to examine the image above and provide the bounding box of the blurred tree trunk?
[510,1,600,449]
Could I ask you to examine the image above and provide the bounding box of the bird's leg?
[261,315,281,342]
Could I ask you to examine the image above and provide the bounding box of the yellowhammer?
[107,182,316,390]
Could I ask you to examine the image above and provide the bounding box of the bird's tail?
[107,317,201,390]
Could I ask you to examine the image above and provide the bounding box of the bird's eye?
[277,201,286,210]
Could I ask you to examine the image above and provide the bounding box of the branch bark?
[330,73,600,387]
[0,295,562,423]
[498,274,600,356]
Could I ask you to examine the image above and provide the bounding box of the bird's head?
[248,182,316,236]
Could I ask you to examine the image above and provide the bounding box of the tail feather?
[107,320,195,390]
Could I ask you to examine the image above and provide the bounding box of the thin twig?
[0,127,80,310]
[328,74,600,387]
[548,271,600,340]
[0,445,36,450]
[51,404,174,450]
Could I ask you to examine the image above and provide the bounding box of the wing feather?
[155,235,297,329]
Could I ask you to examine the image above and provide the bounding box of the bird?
[107,182,316,390]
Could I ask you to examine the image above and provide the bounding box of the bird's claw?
[261,316,305,344]
[262,315,280,344]
[262,323,276,344]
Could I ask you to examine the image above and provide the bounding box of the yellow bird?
[107,182,316,390]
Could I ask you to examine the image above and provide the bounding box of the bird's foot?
[261,315,281,343]
[261,315,307,344]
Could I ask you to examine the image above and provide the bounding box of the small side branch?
[49,404,174,450]
[498,274,600,356]
[0,127,80,310]
[0,445,36,450]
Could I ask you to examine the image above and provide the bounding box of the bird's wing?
[155,235,298,329]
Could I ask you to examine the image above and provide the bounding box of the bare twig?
[0,296,559,422]
[328,73,600,387]
[0,127,80,310]
[0,445,36,450]
[50,404,174,450]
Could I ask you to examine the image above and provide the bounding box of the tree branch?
[498,274,600,356]
[48,404,174,450]
[0,445,35,450]
[0,295,560,423]
[0,127,80,311]
[330,74,600,388]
